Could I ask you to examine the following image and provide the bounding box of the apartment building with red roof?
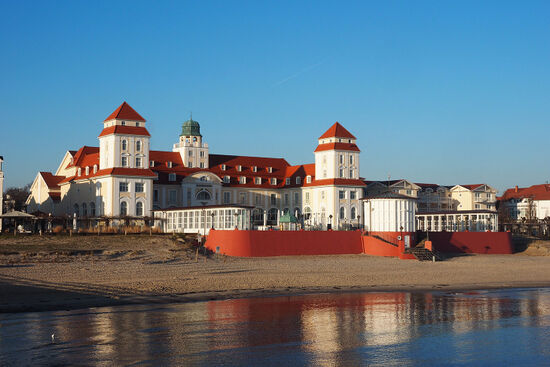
[498,184,550,220]
[26,102,365,229]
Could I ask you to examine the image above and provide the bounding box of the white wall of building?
[363,197,416,232]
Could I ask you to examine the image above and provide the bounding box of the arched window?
[351,207,356,220]
[267,208,278,225]
[120,201,128,216]
[136,202,144,216]
[339,207,345,219]
[252,208,263,224]
[122,139,127,151]
[304,207,311,220]
[196,190,211,201]
[90,202,96,217]
[73,204,79,216]
[136,141,141,152]
[82,203,87,216]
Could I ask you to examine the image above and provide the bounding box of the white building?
[499,184,550,221]
[26,102,365,230]
[362,192,416,232]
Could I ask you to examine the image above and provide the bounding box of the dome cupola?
[180,115,201,137]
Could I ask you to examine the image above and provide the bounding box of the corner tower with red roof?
[314,122,360,180]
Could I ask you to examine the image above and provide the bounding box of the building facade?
[499,184,550,221]
[26,102,365,230]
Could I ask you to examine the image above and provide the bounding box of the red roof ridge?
[319,122,356,140]
[104,102,146,122]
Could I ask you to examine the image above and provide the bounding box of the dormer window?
[223,175,230,183]
[270,178,277,185]
[306,175,312,183]
[267,167,272,173]
[237,165,242,172]
[121,121,126,126]
[93,164,98,173]
[77,168,81,176]
[255,177,261,185]
[150,160,155,167]
[252,166,257,172]
[136,122,140,127]
[285,178,290,185]
[239,176,246,184]
[221,164,226,171]
[85,166,89,175]
[168,173,176,182]
[167,161,173,168]
[296,177,301,185]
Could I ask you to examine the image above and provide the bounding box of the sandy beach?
[1,234,550,313]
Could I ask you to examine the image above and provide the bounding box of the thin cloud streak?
[272,59,326,87]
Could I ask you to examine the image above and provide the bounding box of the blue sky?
[1,1,549,193]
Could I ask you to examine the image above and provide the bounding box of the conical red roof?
[104,102,146,122]
[319,122,356,139]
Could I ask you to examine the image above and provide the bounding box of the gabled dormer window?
[252,166,257,172]
[167,161,172,168]
[223,175,230,183]
[255,177,261,185]
[237,165,242,172]
[306,175,312,183]
[267,167,273,173]
[296,177,301,185]
[270,178,277,185]
[85,166,89,175]
[150,160,155,167]
[77,168,81,176]
[285,178,290,185]
[239,176,246,184]
[93,164,97,173]
[221,164,226,171]
[168,173,176,182]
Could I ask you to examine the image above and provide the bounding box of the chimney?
[515,186,518,193]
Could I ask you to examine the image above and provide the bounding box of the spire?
[319,122,356,140]
[104,102,146,122]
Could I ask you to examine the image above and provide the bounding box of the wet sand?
[1,235,550,313]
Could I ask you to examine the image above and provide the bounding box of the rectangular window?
[223,192,231,204]
[339,169,344,178]
[305,192,310,203]
[239,192,246,204]
[169,173,176,181]
[270,194,277,206]
[252,166,257,172]
[267,167,272,173]
[321,191,325,199]
[200,162,204,168]
[119,182,128,192]
[294,192,299,203]
[221,164,226,170]
[270,178,277,185]
[350,191,356,200]
[255,194,262,205]
[339,190,345,199]
[349,169,353,178]
[223,176,230,183]
[188,162,193,168]
[135,183,144,193]
[153,189,159,202]
[306,176,311,183]
[296,177,301,185]
[284,194,289,205]
[339,155,343,164]
[188,150,193,156]
[200,151,204,157]
[349,155,353,164]
[150,160,155,167]
[121,156,128,167]
[239,176,246,184]
[135,157,142,168]
[237,165,242,172]
[169,190,177,203]
[255,177,261,185]
[285,178,290,185]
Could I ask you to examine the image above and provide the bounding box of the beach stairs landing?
[407,247,442,262]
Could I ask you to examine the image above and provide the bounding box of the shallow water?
[1,288,549,366]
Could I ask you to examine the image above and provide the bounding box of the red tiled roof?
[104,102,146,122]
[319,122,356,140]
[39,172,64,189]
[314,142,360,152]
[67,146,99,168]
[500,184,550,201]
[48,192,61,202]
[98,126,151,137]
[457,184,484,190]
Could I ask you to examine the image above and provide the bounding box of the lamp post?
[357,215,361,230]
[328,214,333,230]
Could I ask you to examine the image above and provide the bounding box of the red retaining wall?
[361,235,401,257]
[428,231,513,254]
[205,229,363,257]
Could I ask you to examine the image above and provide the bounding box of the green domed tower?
[173,114,209,169]
[180,117,202,137]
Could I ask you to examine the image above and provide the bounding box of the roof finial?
[190,111,193,121]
